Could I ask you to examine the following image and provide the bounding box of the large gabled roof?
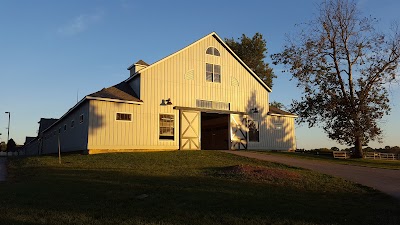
[125,32,272,92]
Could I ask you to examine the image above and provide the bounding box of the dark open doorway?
[201,112,229,150]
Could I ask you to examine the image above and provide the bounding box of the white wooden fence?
[333,151,399,160]
[364,152,398,160]
[333,151,350,159]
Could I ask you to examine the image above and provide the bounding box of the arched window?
[213,48,220,56]
[206,47,213,55]
[206,47,220,56]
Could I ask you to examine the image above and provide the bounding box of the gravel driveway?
[222,150,400,200]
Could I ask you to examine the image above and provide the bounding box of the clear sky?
[0,0,399,149]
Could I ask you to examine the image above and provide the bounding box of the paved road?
[222,151,400,200]
[0,157,7,182]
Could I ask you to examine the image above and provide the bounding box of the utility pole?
[5,112,10,142]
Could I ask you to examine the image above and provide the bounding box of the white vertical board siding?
[41,101,90,154]
[87,100,178,150]
[138,35,269,112]
[120,34,296,150]
[258,116,297,150]
[134,35,274,149]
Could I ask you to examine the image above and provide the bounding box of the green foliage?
[225,33,276,88]
[331,147,340,151]
[363,147,374,152]
[0,142,6,152]
[271,0,400,158]
[1,151,399,224]
[374,146,400,154]
[269,101,286,110]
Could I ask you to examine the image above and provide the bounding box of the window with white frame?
[71,120,75,128]
[159,114,174,140]
[206,63,221,83]
[79,114,84,124]
[116,113,132,121]
[248,120,259,142]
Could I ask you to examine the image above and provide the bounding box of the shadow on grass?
[1,163,400,225]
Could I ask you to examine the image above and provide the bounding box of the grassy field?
[1,151,399,225]
[253,151,400,170]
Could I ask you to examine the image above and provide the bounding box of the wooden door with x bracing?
[180,110,200,150]
[230,114,248,150]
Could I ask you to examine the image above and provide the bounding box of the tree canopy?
[269,101,286,110]
[272,0,400,157]
[6,138,16,151]
[225,33,276,88]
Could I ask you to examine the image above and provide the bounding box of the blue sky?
[0,0,399,149]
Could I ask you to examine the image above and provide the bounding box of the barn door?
[230,114,248,150]
[180,110,200,150]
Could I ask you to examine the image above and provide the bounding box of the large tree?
[6,138,16,152]
[272,0,400,158]
[226,33,276,88]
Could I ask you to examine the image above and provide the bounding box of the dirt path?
[0,157,7,182]
[222,151,400,200]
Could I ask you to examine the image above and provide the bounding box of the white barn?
[25,32,297,155]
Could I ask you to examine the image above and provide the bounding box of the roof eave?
[268,112,298,118]
[86,96,143,105]
[211,33,272,93]
[41,97,88,134]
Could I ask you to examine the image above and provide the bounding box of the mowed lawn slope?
[1,151,399,225]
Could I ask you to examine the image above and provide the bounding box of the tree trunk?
[353,136,363,158]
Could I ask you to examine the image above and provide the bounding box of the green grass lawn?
[253,151,400,170]
[1,151,399,225]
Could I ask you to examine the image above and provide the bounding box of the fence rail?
[364,152,398,160]
[333,151,350,159]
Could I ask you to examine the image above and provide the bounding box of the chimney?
[127,60,149,76]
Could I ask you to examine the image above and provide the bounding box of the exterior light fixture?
[251,108,259,113]
[160,98,173,106]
